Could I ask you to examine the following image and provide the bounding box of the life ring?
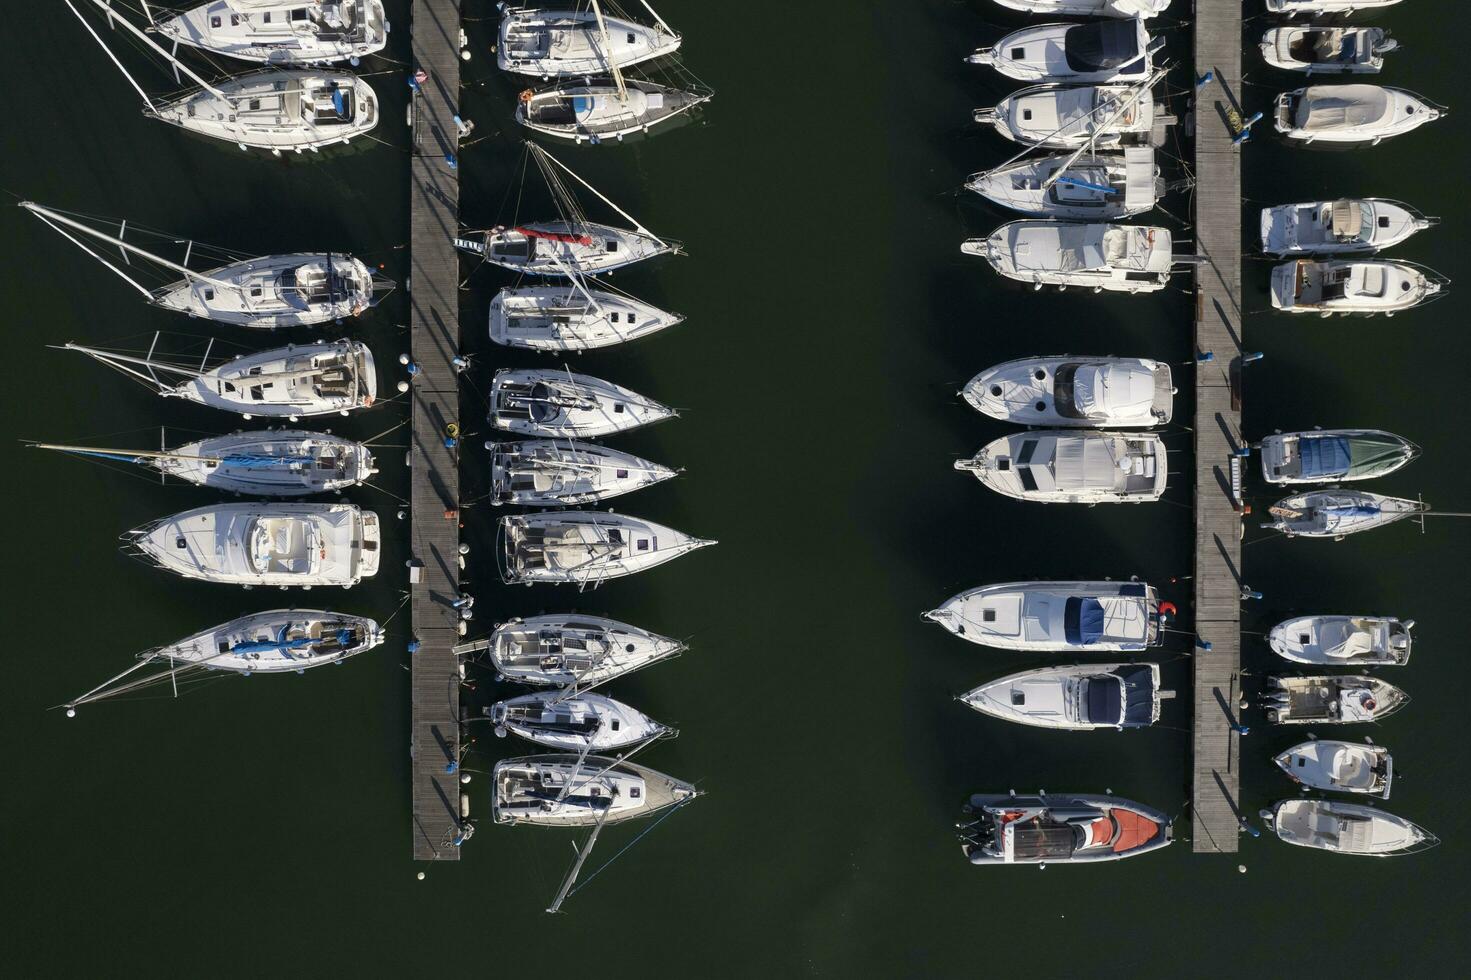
[519,89,534,104]
[1158,601,1178,618]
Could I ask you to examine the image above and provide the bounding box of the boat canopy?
[1123,146,1155,212]
[1074,361,1153,416]
[1065,20,1141,72]
[1298,433,1408,479]
[1300,86,1391,130]
[1065,597,1106,644]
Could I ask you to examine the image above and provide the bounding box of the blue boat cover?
[1327,503,1380,518]
[222,453,315,469]
[1064,597,1106,645]
[1085,676,1123,725]
[572,96,592,116]
[1298,437,1350,478]
[332,89,348,116]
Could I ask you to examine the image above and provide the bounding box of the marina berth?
[492,754,698,827]
[965,148,1161,220]
[965,221,1173,293]
[991,0,1171,16]
[1263,489,1426,539]
[1269,259,1445,315]
[1269,615,1413,666]
[489,692,671,751]
[925,580,1163,652]
[962,355,1173,428]
[1257,429,1418,485]
[1274,739,1393,798]
[516,78,711,143]
[959,663,1168,730]
[490,285,683,351]
[955,430,1167,504]
[1274,85,1443,145]
[1263,799,1435,856]
[125,501,380,587]
[488,368,675,438]
[498,4,682,77]
[142,609,383,673]
[152,1,390,65]
[487,614,685,688]
[1266,0,1403,14]
[959,793,1172,864]
[1260,26,1397,75]
[489,439,677,506]
[977,82,1157,149]
[967,19,1160,83]
[1261,674,1409,725]
[1259,199,1435,256]
[498,511,714,587]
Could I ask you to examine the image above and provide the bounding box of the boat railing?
[1374,198,1441,227]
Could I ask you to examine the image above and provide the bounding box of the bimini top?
[1066,19,1145,74]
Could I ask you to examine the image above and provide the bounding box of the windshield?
[1065,20,1142,72]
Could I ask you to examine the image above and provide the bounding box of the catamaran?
[499,511,714,587]
[1261,674,1409,725]
[61,338,377,419]
[1260,25,1397,75]
[490,283,683,350]
[1264,489,1426,539]
[955,431,1167,504]
[1274,85,1444,145]
[959,663,1168,730]
[1256,429,1419,484]
[977,81,1159,148]
[926,580,1164,652]
[966,221,1174,293]
[125,502,380,587]
[968,19,1160,83]
[1269,615,1413,666]
[966,148,1161,220]
[1263,799,1435,856]
[516,77,710,143]
[485,614,685,688]
[1270,259,1446,315]
[1274,739,1393,798]
[151,1,389,64]
[498,2,682,77]
[1260,199,1436,256]
[22,203,390,328]
[959,792,1172,864]
[33,429,376,496]
[489,368,674,438]
[489,692,671,751]
[962,356,1173,427]
[489,439,677,506]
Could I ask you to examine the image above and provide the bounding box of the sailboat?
[490,282,683,350]
[498,2,682,77]
[484,614,685,688]
[493,753,696,827]
[1264,489,1427,539]
[33,429,376,496]
[67,0,379,154]
[22,203,391,328]
[498,511,714,587]
[516,77,711,143]
[489,439,677,506]
[489,692,672,751]
[151,1,390,65]
[966,148,1162,220]
[489,368,674,438]
[977,80,1160,149]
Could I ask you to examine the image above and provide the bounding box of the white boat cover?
[1074,361,1154,417]
[1300,86,1391,131]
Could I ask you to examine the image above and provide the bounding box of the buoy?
[460,773,471,784]
[1238,865,1247,874]
[398,353,410,366]
[66,708,76,718]
[397,381,409,393]
[495,726,508,738]
[458,543,470,556]
[416,872,426,881]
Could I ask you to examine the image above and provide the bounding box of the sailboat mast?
[82,0,228,100]
[590,2,627,102]
[546,806,610,913]
[1040,70,1163,192]
[636,0,676,36]
[63,0,157,110]
[21,203,241,292]
[531,143,667,245]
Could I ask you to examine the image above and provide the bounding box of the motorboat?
[1260,199,1435,256]
[125,502,379,587]
[489,440,677,506]
[1257,429,1419,484]
[1275,739,1393,797]
[145,609,383,673]
[486,614,685,687]
[1260,26,1397,75]
[925,580,1163,652]
[516,79,710,143]
[490,285,683,350]
[499,511,714,587]
[1274,85,1443,145]
[488,368,674,438]
[955,431,1166,504]
[967,19,1159,83]
[152,1,389,64]
[497,4,681,77]
[960,663,1167,730]
[1269,615,1413,666]
[492,754,698,827]
[962,356,1173,428]
[966,222,1172,293]
[35,430,376,497]
[959,793,1172,864]
[1266,0,1402,14]
[1263,799,1435,856]
[965,148,1161,219]
[977,83,1157,149]
[1261,674,1409,725]
[62,339,377,420]
[1264,489,1426,539]
[466,221,672,276]
[991,0,1171,16]
[1270,259,1444,316]
[489,692,670,751]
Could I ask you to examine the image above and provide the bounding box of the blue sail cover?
[1064,597,1106,645]
[221,453,315,469]
[1298,437,1350,479]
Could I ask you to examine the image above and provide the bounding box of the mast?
[590,2,627,102]
[530,143,667,245]
[56,340,206,391]
[546,805,611,913]
[1040,69,1164,192]
[636,0,676,36]
[81,0,228,101]
[21,203,241,293]
[63,0,157,110]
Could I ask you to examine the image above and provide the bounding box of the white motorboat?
[1274,739,1392,798]
[966,148,1161,219]
[489,439,677,506]
[991,0,1171,16]
[145,609,383,673]
[486,614,685,688]
[498,3,681,77]
[490,285,683,350]
[967,19,1159,83]
[36,430,375,497]
[1269,615,1413,666]
[926,580,1163,652]
[152,1,389,64]
[469,221,672,276]
[960,663,1167,730]
[499,511,714,587]
[489,692,671,751]
[977,82,1157,149]
[956,431,1166,504]
[1260,199,1435,256]
[966,221,1173,293]
[492,754,698,827]
[62,339,377,420]
[959,793,1172,864]
[1271,259,1445,315]
[1274,85,1443,145]
[1257,429,1418,484]
[962,356,1173,428]
[1260,26,1397,75]
[1264,799,1435,856]
[1266,0,1402,14]
[516,78,710,143]
[126,502,379,587]
[1262,674,1409,725]
[488,368,674,438]
[1264,489,1426,539]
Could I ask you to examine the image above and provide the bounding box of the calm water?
[4,1,1468,975]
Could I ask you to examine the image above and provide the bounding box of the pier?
[408,0,465,862]
[1189,0,1245,854]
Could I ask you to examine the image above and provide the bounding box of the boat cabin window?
[627,313,636,323]
[203,288,215,301]
[1011,690,1025,705]
[231,15,240,27]
[982,609,996,622]
[251,285,262,297]
[611,719,621,731]
[629,786,641,798]
[614,403,625,413]
[627,33,636,43]
[1022,109,1033,120]
[251,385,266,401]
[637,540,649,551]
[250,99,262,111]
[1016,440,1039,465]
[211,16,222,28]
[1010,47,1026,60]
[605,240,619,252]
[615,469,629,479]
[175,536,187,549]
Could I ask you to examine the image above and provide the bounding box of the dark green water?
[4,1,1468,974]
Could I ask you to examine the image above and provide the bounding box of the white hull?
[489,439,676,506]
[154,70,378,151]
[516,79,709,142]
[1262,674,1409,725]
[991,0,1171,17]
[966,148,1159,220]
[154,2,389,65]
[1274,85,1441,145]
[159,430,374,495]
[968,20,1156,83]
[956,430,1166,504]
[1275,740,1393,798]
[1265,489,1425,538]
[967,221,1172,293]
[490,692,668,751]
[489,286,682,350]
[176,340,377,418]
[926,580,1161,652]
[155,253,381,327]
[499,511,714,586]
[1269,615,1412,666]
[466,221,671,276]
[1267,799,1432,856]
[489,368,674,438]
[492,755,697,827]
[1260,199,1433,256]
[978,83,1156,149]
[1271,259,1442,315]
[1260,26,1395,75]
[1258,429,1418,485]
[151,608,383,673]
[1266,0,1402,14]
[961,662,1164,730]
[963,356,1172,427]
[488,615,684,687]
[497,8,681,77]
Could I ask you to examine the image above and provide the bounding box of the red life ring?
[1158,601,1178,618]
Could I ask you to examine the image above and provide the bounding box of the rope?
[566,797,694,900]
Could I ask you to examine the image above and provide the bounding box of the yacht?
[466,221,673,276]
[147,609,383,673]
[490,285,683,350]
[960,663,1167,730]
[962,356,1173,428]
[1270,259,1445,316]
[499,511,714,587]
[1264,490,1426,539]
[1260,26,1397,75]
[1274,85,1443,145]
[486,615,685,688]
[955,431,1166,504]
[959,792,1172,864]
[1266,0,1402,14]
[925,580,1163,652]
[1275,739,1393,798]
[489,440,677,506]
[488,368,675,438]
[1263,799,1434,856]
[497,5,681,77]
[493,755,698,827]
[516,79,710,143]
[991,0,1171,15]
[126,502,379,587]
[1269,615,1413,666]
[967,19,1159,83]
[977,83,1157,149]
[966,222,1173,293]
[1260,199,1435,256]
[966,148,1161,220]
[152,1,389,64]
[489,692,670,751]
[1261,674,1409,725]
[1257,429,1418,485]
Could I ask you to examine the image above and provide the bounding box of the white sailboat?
[1270,259,1446,315]
[1274,85,1443,145]
[151,1,390,64]
[966,148,1161,220]
[516,78,711,143]
[1264,489,1426,539]
[977,81,1159,149]
[489,368,674,438]
[1260,199,1436,256]
[492,753,697,827]
[485,614,685,688]
[498,2,682,77]
[490,692,671,751]
[490,282,683,350]
[499,511,714,588]
[956,430,1167,504]
[962,356,1173,427]
[489,439,677,506]
[966,221,1174,293]
[967,19,1161,83]
[1267,0,1402,14]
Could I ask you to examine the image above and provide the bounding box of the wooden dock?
[408,0,465,862]
[1189,0,1245,854]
